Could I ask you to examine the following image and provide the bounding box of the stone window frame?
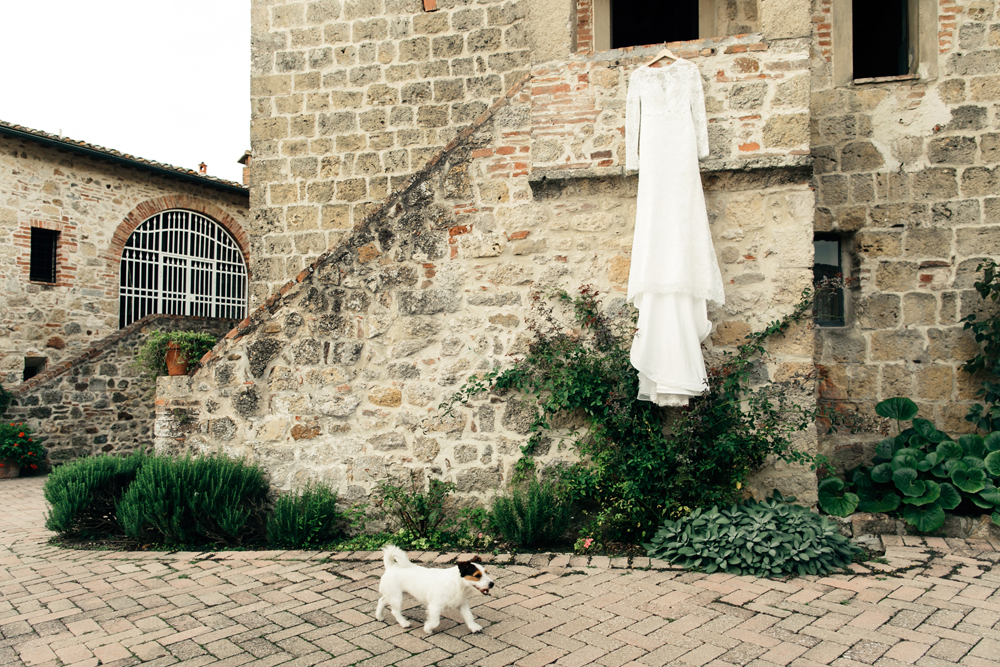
[813,231,857,328]
[832,0,938,87]
[578,0,720,53]
[15,219,78,288]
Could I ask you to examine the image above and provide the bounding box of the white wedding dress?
[625,59,725,407]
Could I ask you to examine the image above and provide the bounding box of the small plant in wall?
[134,331,219,379]
[818,397,1000,533]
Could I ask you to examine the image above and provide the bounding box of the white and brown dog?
[375,544,494,634]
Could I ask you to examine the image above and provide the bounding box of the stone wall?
[5,315,236,464]
[170,39,819,506]
[0,132,249,385]
[810,0,1000,468]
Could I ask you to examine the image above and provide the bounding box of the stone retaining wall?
[6,315,236,464]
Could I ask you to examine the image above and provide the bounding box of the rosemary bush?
[444,286,822,541]
[490,477,572,547]
[118,454,270,547]
[266,481,353,548]
[44,452,146,538]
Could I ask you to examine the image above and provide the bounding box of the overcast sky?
[1,1,249,184]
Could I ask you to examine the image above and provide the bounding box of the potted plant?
[135,331,219,379]
[0,422,45,479]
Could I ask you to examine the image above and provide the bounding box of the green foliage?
[0,384,12,416]
[490,477,572,547]
[134,330,219,379]
[377,473,456,539]
[443,286,822,541]
[644,495,860,578]
[818,397,1000,533]
[0,422,46,470]
[961,260,1000,431]
[266,481,356,549]
[118,455,270,547]
[43,452,146,537]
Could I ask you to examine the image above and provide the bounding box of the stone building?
[1,122,251,460]
[155,0,1000,507]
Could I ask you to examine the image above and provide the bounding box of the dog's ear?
[457,560,480,577]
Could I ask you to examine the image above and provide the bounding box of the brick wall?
[810,0,1000,469]
[0,134,250,385]
[6,315,236,464]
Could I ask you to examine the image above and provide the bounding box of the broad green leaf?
[852,469,873,490]
[936,441,964,461]
[895,448,925,461]
[901,481,941,506]
[984,451,1000,476]
[993,512,1000,528]
[913,418,945,442]
[980,484,1000,506]
[951,467,987,494]
[937,483,962,510]
[961,434,987,458]
[892,455,919,471]
[971,494,996,509]
[964,456,986,470]
[818,482,859,517]
[874,438,897,461]
[902,502,946,533]
[893,468,926,497]
[984,432,1000,453]
[857,492,901,513]
[870,463,893,484]
[876,397,919,422]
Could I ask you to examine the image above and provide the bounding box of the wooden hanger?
[646,47,678,68]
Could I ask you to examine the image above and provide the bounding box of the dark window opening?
[612,0,699,50]
[23,357,47,382]
[29,228,59,283]
[814,234,846,326]
[853,0,910,79]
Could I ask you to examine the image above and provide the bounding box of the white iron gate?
[119,210,247,328]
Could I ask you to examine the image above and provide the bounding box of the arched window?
[119,210,247,328]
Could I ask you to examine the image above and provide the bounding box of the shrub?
[491,478,572,547]
[819,397,1000,533]
[378,473,455,539]
[134,330,219,379]
[961,259,1000,431]
[0,422,46,471]
[266,481,353,549]
[644,496,860,578]
[44,452,146,537]
[118,455,269,547]
[444,286,824,541]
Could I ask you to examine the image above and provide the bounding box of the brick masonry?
[5,315,236,463]
[0,132,250,386]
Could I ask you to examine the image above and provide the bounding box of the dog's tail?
[382,544,413,569]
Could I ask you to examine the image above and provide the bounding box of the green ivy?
[961,259,1000,431]
[644,494,859,578]
[444,286,826,542]
[818,397,1000,533]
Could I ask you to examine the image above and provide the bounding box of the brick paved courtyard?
[2,476,1000,667]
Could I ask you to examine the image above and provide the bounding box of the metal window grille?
[29,228,59,283]
[119,210,247,328]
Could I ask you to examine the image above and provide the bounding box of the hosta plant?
[818,397,1000,532]
[644,495,860,578]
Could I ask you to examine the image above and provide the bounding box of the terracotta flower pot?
[0,459,20,480]
[165,341,190,376]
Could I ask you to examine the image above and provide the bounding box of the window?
[23,357,46,382]
[814,234,846,326]
[29,227,59,283]
[833,0,937,85]
[119,210,248,328]
[590,0,717,51]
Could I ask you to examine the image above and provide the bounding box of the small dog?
[375,544,494,634]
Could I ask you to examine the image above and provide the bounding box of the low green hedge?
[44,452,146,537]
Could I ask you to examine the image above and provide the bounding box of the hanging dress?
[624,59,725,407]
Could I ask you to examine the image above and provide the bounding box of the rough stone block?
[858,293,901,329]
[820,329,867,363]
[912,168,958,201]
[903,228,952,258]
[928,136,977,164]
[869,330,927,363]
[961,166,1000,197]
[875,261,918,291]
[956,226,1000,256]
[916,365,954,400]
[902,292,937,326]
[840,141,884,172]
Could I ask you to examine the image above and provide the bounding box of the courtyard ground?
[2,476,999,667]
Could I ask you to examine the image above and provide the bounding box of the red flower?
[30,464,37,469]
[18,432,24,438]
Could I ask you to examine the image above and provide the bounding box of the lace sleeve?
[688,66,710,160]
[625,71,641,170]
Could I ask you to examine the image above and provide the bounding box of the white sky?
[0,1,249,184]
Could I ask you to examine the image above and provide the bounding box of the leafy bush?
[266,481,354,549]
[378,473,455,539]
[962,260,1000,431]
[444,286,823,541]
[134,330,219,379]
[644,496,860,577]
[818,397,1000,533]
[44,452,146,537]
[0,422,46,471]
[491,478,572,547]
[118,455,269,547]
